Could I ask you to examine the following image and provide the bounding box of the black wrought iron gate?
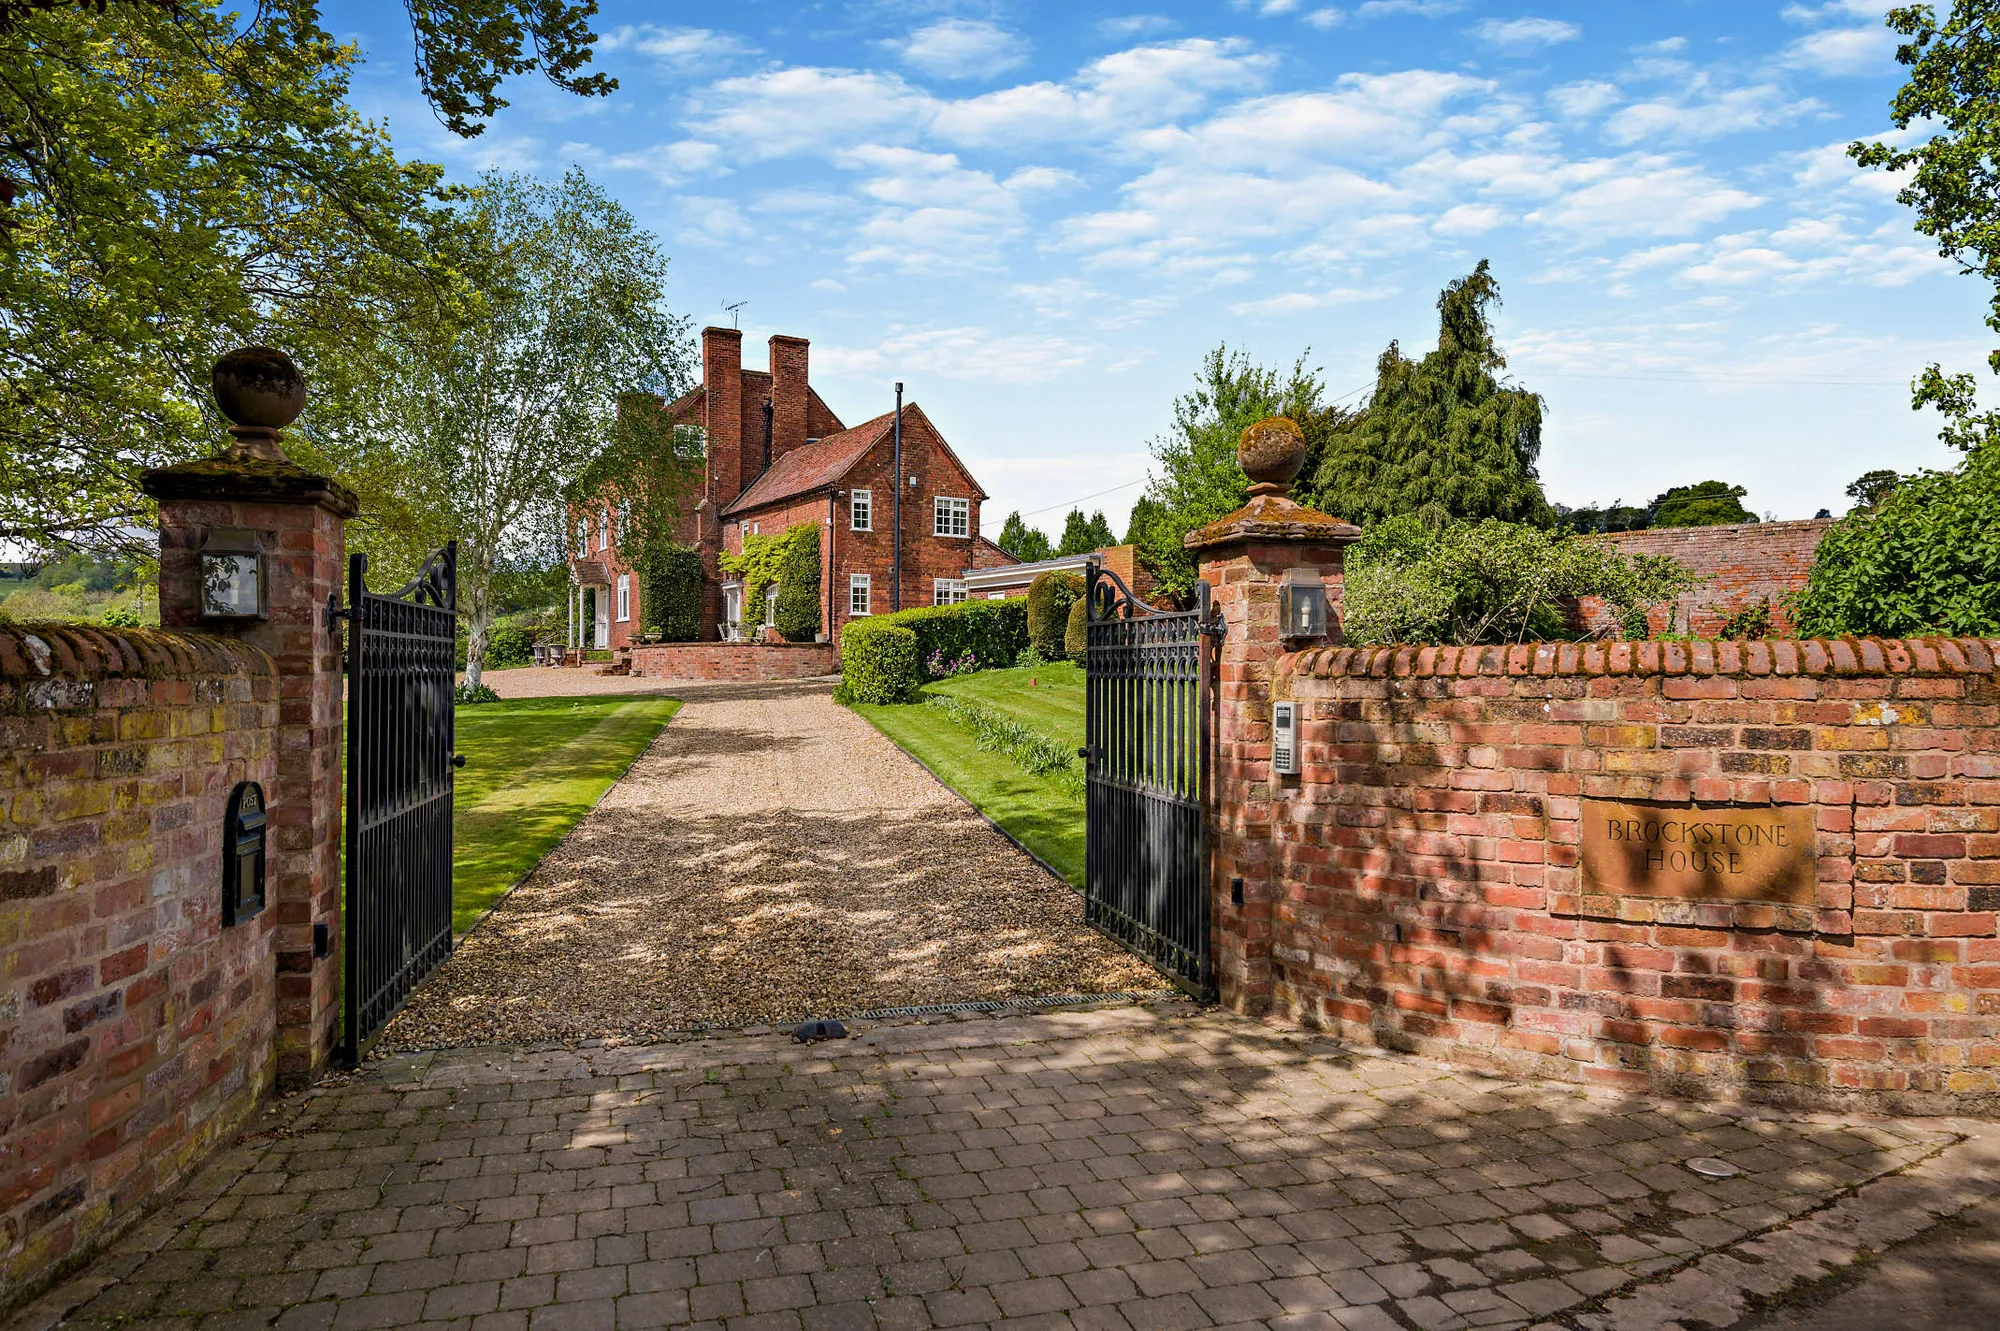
[339,542,460,1062]
[1081,564,1220,997]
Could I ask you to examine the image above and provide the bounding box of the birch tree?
[322,169,690,687]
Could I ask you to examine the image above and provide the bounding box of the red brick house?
[568,328,1013,646]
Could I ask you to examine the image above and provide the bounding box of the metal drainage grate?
[827,990,1183,1023]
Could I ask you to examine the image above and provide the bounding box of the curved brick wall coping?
[1291,636,2000,681]
[0,624,274,681]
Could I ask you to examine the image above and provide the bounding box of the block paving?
[8,1001,1992,1331]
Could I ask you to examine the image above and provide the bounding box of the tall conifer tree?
[1314,261,1550,527]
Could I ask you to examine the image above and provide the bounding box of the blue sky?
[329,0,1982,535]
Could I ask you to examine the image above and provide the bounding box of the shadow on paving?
[381,804,1163,1048]
[10,1003,1971,1331]
[1736,1193,2000,1331]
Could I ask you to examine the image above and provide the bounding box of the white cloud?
[1790,138,1907,202]
[688,68,930,160]
[1230,285,1395,315]
[1548,80,1620,119]
[894,20,1029,81]
[1679,227,1944,287]
[1097,15,1177,39]
[565,138,724,186]
[596,25,755,71]
[829,147,1083,271]
[818,328,1103,384]
[675,197,753,248]
[1783,26,1899,76]
[1527,158,1762,237]
[1003,166,1081,191]
[1256,0,1306,14]
[1434,202,1506,235]
[1473,18,1581,52]
[933,39,1275,147]
[1354,0,1467,17]
[1781,1,1890,22]
[1605,82,1821,143]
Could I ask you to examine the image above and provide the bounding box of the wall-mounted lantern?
[222,781,267,925]
[200,527,264,620]
[1277,566,1327,641]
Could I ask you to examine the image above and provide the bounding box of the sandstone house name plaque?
[1579,799,1817,905]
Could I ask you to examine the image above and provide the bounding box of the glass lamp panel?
[201,553,259,616]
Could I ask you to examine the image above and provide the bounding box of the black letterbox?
[223,781,267,925]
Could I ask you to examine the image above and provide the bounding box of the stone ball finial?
[212,346,307,431]
[1238,416,1305,493]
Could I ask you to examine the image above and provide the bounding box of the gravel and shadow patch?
[382,681,1160,1049]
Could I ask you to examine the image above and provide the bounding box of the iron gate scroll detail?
[340,542,459,1063]
[1082,562,1221,997]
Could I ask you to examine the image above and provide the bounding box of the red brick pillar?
[141,349,357,1088]
[1187,419,1359,1016]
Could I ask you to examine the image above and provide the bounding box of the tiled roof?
[720,410,896,516]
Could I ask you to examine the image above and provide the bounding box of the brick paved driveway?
[11,1002,1997,1331]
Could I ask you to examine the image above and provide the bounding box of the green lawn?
[852,663,1085,885]
[452,695,680,934]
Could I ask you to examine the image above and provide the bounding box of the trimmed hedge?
[835,597,1031,704]
[882,597,1028,678]
[1026,571,1083,661]
[837,620,921,704]
[1063,597,1087,661]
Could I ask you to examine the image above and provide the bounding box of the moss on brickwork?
[0,624,272,685]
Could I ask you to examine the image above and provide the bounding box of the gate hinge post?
[326,593,359,633]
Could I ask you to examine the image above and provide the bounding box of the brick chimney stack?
[769,334,809,463]
[702,326,744,507]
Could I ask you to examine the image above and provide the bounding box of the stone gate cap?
[1184,416,1362,551]
[1239,416,1304,494]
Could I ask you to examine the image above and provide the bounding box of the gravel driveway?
[382,681,1160,1049]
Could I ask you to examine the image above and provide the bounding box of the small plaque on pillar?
[1580,799,1817,905]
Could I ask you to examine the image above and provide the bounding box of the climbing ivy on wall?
[721,523,820,639]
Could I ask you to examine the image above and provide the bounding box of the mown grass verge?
[452,694,680,935]
[850,663,1084,884]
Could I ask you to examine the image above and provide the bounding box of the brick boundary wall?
[1249,635,2000,1114]
[0,626,279,1303]
[1574,519,1836,637]
[628,641,839,683]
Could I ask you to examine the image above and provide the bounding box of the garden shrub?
[1026,571,1083,660]
[882,597,1028,678]
[455,681,501,705]
[99,604,140,628]
[1715,598,1773,641]
[1343,514,1699,645]
[775,526,821,642]
[1063,597,1088,660]
[640,542,704,641]
[837,621,921,704]
[485,624,534,669]
[1793,439,2000,637]
[1014,645,1049,668]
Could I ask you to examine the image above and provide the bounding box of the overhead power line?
[981,476,1148,529]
